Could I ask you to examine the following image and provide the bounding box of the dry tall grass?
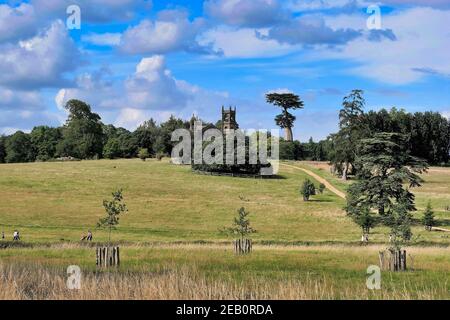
[0,263,446,300]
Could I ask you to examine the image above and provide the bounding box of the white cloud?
[318,7,450,84]
[0,20,79,90]
[260,15,363,46]
[441,111,450,120]
[0,109,64,135]
[124,55,190,110]
[287,0,372,12]
[55,55,228,113]
[0,87,45,111]
[31,0,152,23]
[114,108,173,129]
[0,3,38,43]
[200,27,297,58]
[55,55,234,130]
[266,88,293,94]
[369,0,450,9]
[82,33,122,46]
[120,10,217,55]
[204,0,287,27]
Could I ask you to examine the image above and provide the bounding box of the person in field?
[13,230,20,241]
[81,230,93,241]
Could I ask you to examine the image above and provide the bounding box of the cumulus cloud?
[0,20,79,90]
[287,0,370,12]
[200,27,297,58]
[55,55,233,130]
[123,55,190,110]
[0,108,64,135]
[368,0,450,9]
[31,0,152,23]
[0,1,151,45]
[266,88,293,94]
[82,33,122,46]
[0,87,45,111]
[0,3,38,43]
[204,0,287,28]
[55,68,120,110]
[258,16,363,46]
[320,7,450,84]
[120,9,219,55]
[56,55,217,112]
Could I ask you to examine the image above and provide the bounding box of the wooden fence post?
[96,246,120,268]
[379,249,407,272]
[234,239,252,255]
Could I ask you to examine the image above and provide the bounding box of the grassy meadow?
[0,244,449,299]
[0,159,449,299]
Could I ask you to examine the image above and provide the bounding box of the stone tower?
[221,106,238,131]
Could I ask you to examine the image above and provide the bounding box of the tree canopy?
[266,93,304,141]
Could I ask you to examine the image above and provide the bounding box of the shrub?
[318,183,326,194]
[138,148,150,161]
[422,201,435,231]
[300,179,316,201]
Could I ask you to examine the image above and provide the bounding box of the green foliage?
[279,140,303,160]
[97,189,128,242]
[191,132,272,175]
[300,179,316,201]
[0,136,6,163]
[347,133,427,216]
[30,126,62,161]
[330,90,367,179]
[138,148,150,161]
[346,132,428,247]
[422,201,436,231]
[133,119,159,155]
[266,93,304,141]
[103,138,121,159]
[349,205,376,234]
[57,100,104,159]
[221,207,257,240]
[384,201,413,250]
[364,108,450,165]
[318,183,326,194]
[5,131,35,163]
[103,126,137,159]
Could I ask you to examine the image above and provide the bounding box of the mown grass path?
[281,163,347,199]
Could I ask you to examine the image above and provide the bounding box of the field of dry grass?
[1,264,445,300]
[0,160,448,300]
[0,244,448,300]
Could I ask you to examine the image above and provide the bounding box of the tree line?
[0,100,196,163]
[276,91,450,169]
[0,95,449,166]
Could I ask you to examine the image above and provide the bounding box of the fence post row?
[96,246,120,268]
[234,239,252,255]
[379,250,407,271]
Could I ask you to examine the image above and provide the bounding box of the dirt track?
[281,163,347,199]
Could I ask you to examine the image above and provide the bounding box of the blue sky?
[0,0,449,141]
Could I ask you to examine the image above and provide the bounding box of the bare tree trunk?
[285,127,293,142]
[342,162,349,180]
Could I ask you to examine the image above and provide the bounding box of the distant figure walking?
[1,231,4,240]
[13,230,20,241]
[81,230,93,242]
